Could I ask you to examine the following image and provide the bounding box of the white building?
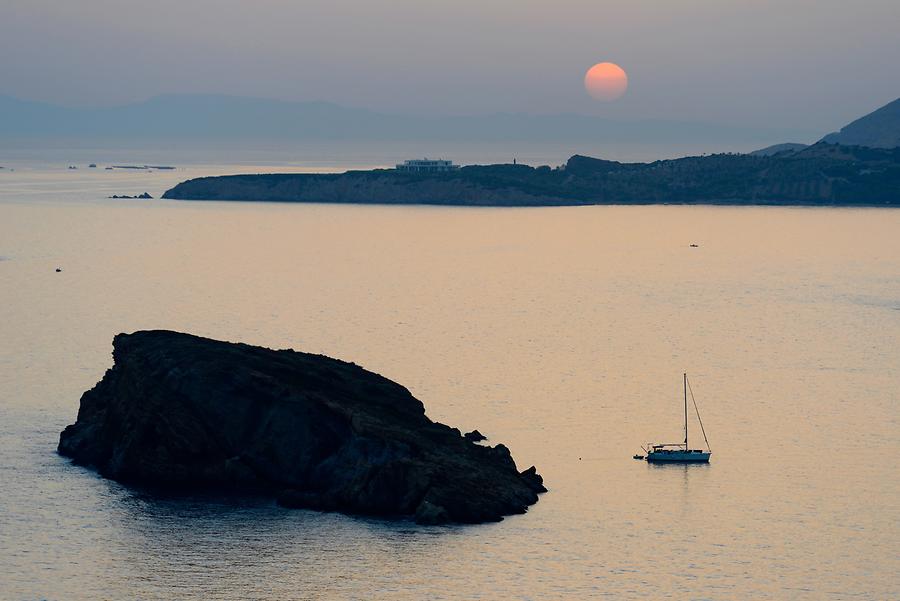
[395,158,459,173]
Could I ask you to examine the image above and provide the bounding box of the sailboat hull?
[647,450,710,463]
[640,374,712,464]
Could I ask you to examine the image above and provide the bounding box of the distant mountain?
[0,95,390,140]
[749,142,808,156]
[0,94,814,146]
[821,98,900,148]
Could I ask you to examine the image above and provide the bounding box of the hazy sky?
[2,0,898,131]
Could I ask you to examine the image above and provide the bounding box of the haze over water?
[1,167,898,599]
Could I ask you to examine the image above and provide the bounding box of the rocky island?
[162,143,900,206]
[58,331,545,524]
[108,192,152,199]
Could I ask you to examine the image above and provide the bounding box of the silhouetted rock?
[414,499,452,525]
[58,331,545,524]
[464,429,487,442]
[519,466,547,493]
[108,192,152,199]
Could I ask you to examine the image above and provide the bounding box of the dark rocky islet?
[108,192,153,199]
[58,331,545,525]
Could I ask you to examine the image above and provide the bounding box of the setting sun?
[584,62,628,101]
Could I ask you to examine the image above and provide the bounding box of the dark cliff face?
[58,331,545,525]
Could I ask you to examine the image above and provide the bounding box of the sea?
[1,147,898,600]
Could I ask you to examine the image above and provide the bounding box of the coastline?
[162,144,900,207]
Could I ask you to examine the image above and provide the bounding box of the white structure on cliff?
[395,158,459,173]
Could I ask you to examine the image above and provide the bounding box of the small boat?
[632,454,644,460]
[642,373,711,463]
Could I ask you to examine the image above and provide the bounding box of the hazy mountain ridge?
[0,94,815,145]
[749,143,809,156]
[820,98,900,148]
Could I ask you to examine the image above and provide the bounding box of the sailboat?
[642,373,711,463]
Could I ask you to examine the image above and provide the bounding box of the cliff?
[58,331,545,524]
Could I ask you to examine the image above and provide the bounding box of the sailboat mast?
[683,372,688,448]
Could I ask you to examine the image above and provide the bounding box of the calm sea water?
[1,165,898,600]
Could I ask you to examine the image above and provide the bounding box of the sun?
[584,62,628,101]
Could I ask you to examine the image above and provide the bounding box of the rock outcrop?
[108,192,152,199]
[58,331,545,524]
[464,429,487,442]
